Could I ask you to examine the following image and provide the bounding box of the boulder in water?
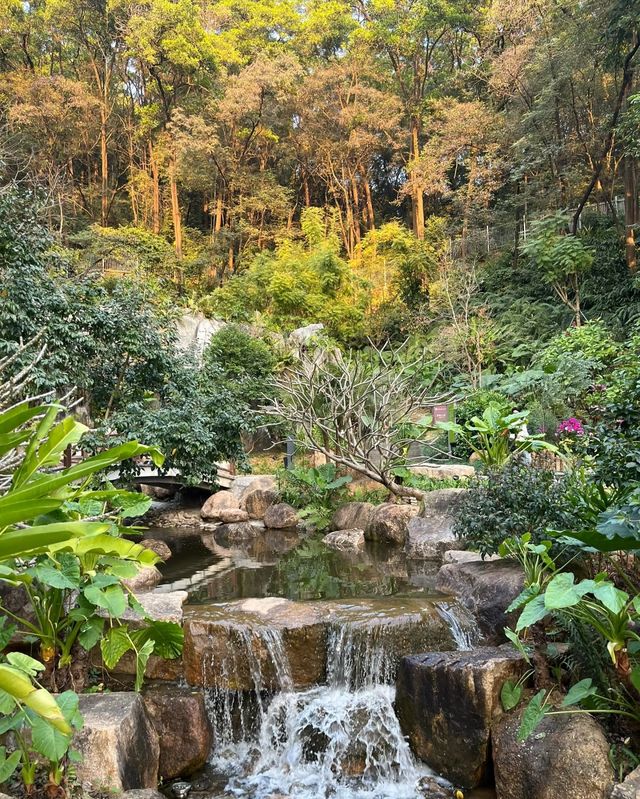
[492,707,613,799]
[74,693,160,791]
[330,501,375,532]
[405,516,456,559]
[263,502,299,529]
[443,550,499,564]
[242,487,280,519]
[201,490,240,521]
[122,565,162,593]
[140,538,172,561]
[396,646,528,788]
[142,686,212,779]
[182,599,327,689]
[435,560,524,643]
[365,503,419,545]
[217,507,250,523]
[214,521,261,544]
[323,529,365,551]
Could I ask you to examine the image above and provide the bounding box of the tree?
[264,343,446,498]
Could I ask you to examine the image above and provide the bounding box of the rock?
[330,502,376,532]
[147,506,203,528]
[410,464,475,480]
[122,791,166,799]
[242,487,280,519]
[74,693,159,791]
[264,502,299,529]
[405,516,456,559]
[365,503,419,545]
[123,565,162,593]
[140,484,176,501]
[121,590,188,624]
[435,560,524,643]
[322,529,365,551]
[289,323,325,346]
[416,775,461,799]
[611,766,640,799]
[140,538,172,561]
[142,686,212,779]
[492,707,614,799]
[396,647,528,788]
[230,474,277,499]
[443,550,500,564]
[420,488,468,516]
[183,600,327,689]
[217,507,250,523]
[201,491,240,521]
[176,312,225,361]
[214,521,261,544]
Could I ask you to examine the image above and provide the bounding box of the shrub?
[453,465,578,557]
[204,324,276,405]
[451,389,510,459]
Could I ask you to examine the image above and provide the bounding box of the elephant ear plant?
[0,399,184,795]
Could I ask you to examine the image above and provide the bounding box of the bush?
[204,324,276,405]
[453,465,578,557]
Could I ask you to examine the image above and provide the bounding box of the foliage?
[499,535,640,739]
[450,390,511,460]
[453,466,578,558]
[203,324,277,405]
[278,463,352,532]
[436,404,558,468]
[265,342,444,499]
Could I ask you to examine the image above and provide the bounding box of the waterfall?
[434,600,480,651]
[204,615,439,799]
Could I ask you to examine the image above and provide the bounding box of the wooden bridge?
[103,462,235,491]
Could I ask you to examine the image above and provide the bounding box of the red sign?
[432,404,451,424]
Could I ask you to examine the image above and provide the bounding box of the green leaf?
[5,653,44,678]
[543,573,584,610]
[78,617,104,652]
[501,680,523,711]
[504,628,532,663]
[0,747,22,783]
[0,522,110,560]
[34,554,81,590]
[590,582,628,615]
[630,666,640,694]
[517,690,547,741]
[134,639,155,692]
[507,585,540,613]
[84,584,126,617]
[516,595,548,632]
[100,626,133,669]
[133,621,184,660]
[30,714,71,762]
[560,679,597,707]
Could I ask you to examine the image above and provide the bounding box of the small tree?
[264,343,447,499]
[520,213,593,327]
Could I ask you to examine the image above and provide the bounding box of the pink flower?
[556,417,585,437]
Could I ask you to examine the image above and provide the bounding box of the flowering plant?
[556,417,585,437]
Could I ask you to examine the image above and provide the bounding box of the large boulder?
[176,312,224,361]
[183,598,327,689]
[140,539,172,562]
[264,502,299,529]
[396,647,527,788]
[201,490,240,521]
[74,693,160,792]
[611,766,640,799]
[242,487,279,519]
[365,503,419,545]
[443,550,500,564]
[420,487,468,517]
[217,507,250,523]
[410,464,475,480]
[142,686,212,779]
[213,521,261,545]
[492,707,614,799]
[322,529,365,551]
[230,474,277,499]
[123,566,162,593]
[435,560,524,643]
[405,517,455,559]
[330,502,376,533]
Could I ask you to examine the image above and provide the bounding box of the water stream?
[202,603,476,799]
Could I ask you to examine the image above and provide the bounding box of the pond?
[149,524,494,799]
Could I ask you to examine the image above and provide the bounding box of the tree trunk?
[149,141,161,234]
[410,117,425,239]
[363,175,375,231]
[169,153,182,259]
[624,155,638,272]
[100,101,109,226]
[214,193,224,235]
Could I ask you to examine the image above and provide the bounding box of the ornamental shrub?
[453,464,579,557]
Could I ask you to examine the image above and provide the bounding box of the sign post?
[432,403,455,456]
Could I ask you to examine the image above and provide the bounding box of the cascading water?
[202,609,461,799]
[434,600,480,651]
